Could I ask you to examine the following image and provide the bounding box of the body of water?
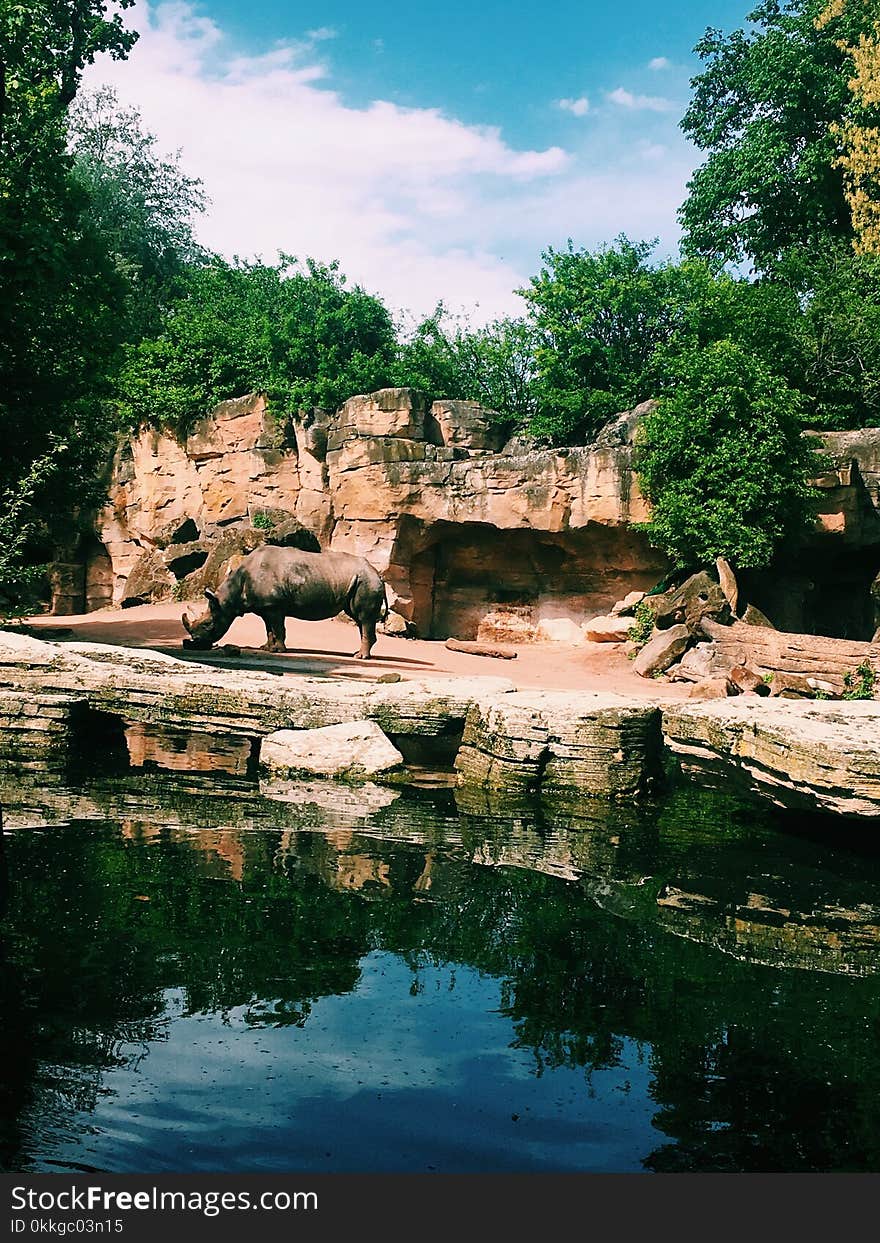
[2,771,880,1173]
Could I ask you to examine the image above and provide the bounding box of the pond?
[2,764,880,1174]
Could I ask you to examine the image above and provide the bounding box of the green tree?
[679,0,867,272]
[634,340,822,569]
[0,0,139,598]
[521,236,674,443]
[780,243,880,426]
[395,306,537,425]
[118,257,397,435]
[68,86,207,333]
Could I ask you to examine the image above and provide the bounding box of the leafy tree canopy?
[394,306,537,426]
[69,87,207,332]
[818,0,880,255]
[634,340,822,569]
[0,0,140,558]
[118,257,398,435]
[520,236,671,443]
[679,0,866,272]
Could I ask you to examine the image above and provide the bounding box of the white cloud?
[85,2,691,322]
[608,86,677,113]
[306,26,337,42]
[648,56,671,71]
[558,96,590,117]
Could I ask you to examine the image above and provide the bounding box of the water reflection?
[1,772,880,1172]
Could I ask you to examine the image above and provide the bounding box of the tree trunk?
[445,638,517,660]
[699,618,880,694]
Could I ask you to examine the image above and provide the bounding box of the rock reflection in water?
[124,723,253,775]
[1,771,880,1172]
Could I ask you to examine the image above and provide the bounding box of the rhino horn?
[182,612,193,634]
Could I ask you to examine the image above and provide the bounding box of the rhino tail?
[380,581,389,621]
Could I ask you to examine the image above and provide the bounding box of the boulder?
[594,400,655,448]
[499,432,544,455]
[741,603,776,628]
[536,617,584,644]
[428,399,508,453]
[667,642,722,683]
[633,624,690,678]
[380,610,411,636]
[687,678,733,699]
[330,388,430,446]
[611,590,646,617]
[728,665,771,696]
[770,672,837,699]
[259,721,404,780]
[651,571,730,633]
[583,614,633,643]
[121,549,175,607]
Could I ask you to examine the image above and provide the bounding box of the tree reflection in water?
[2,773,880,1173]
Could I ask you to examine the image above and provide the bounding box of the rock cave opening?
[405,521,667,641]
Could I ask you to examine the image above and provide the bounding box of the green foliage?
[783,244,880,426]
[118,257,397,435]
[679,0,862,272]
[842,660,877,699]
[394,306,537,426]
[673,3,880,430]
[634,341,823,569]
[0,0,140,598]
[68,87,208,335]
[0,447,66,608]
[520,236,673,443]
[251,512,275,532]
[627,601,655,650]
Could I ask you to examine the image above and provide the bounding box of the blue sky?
[88,1,755,322]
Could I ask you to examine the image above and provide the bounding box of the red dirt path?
[25,601,690,699]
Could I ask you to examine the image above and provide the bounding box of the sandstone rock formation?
[5,630,880,819]
[48,389,880,645]
[662,697,880,818]
[57,389,666,642]
[454,691,663,800]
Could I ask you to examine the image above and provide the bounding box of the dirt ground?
[24,601,691,699]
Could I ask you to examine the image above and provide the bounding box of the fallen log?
[445,638,517,660]
[698,618,880,695]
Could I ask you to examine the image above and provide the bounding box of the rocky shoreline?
[3,630,879,821]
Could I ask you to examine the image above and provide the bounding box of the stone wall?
[57,390,880,641]
[66,389,664,640]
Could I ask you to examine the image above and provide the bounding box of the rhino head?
[182,590,228,649]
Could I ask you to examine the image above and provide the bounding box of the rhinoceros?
[181,545,389,658]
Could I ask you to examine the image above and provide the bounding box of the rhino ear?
[182,612,193,634]
[204,588,220,613]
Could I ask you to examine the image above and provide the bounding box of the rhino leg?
[356,618,377,659]
[261,612,287,653]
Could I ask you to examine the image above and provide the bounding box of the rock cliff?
[54,389,880,642]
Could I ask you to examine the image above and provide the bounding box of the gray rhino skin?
[182,545,388,658]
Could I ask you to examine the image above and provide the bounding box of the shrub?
[634,341,823,570]
[627,600,655,649]
[842,661,877,700]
